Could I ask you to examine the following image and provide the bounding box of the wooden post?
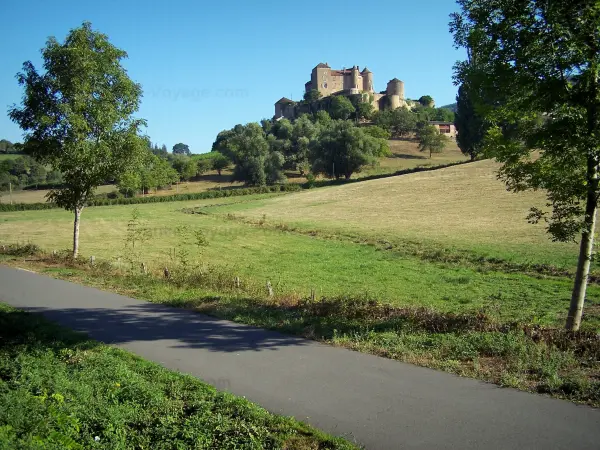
[141,262,147,274]
[266,281,274,297]
[9,182,13,205]
[310,288,316,302]
[164,267,170,279]
[234,276,240,288]
[90,255,95,266]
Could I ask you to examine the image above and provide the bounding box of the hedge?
[0,184,301,212]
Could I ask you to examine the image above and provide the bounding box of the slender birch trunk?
[566,158,598,331]
[73,207,82,259]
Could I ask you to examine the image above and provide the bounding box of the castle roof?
[275,97,295,104]
[388,78,403,83]
[315,62,330,69]
[361,67,371,73]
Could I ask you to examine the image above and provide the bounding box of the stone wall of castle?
[275,63,408,119]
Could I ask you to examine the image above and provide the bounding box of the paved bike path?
[0,266,598,449]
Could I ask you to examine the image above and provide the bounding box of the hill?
[211,159,575,268]
[439,102,457,112]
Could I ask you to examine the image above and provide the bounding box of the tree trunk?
[566,159,599,331]
[73,207,82,259]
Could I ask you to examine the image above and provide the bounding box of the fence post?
[234,276,240,288]
[266,281,274,297]
[90,255,95,266]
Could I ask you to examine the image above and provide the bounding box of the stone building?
[274,63,408,119]
[430,121,457,138]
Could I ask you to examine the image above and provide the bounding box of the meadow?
[2,158,599,404]
[0,161,596,327]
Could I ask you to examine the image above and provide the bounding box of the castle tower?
[350,65,360,94]
[386,78,405,109]
[361,67,373,93]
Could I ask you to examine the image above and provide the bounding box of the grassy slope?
[0,302,353,449]
[208,159,575,268]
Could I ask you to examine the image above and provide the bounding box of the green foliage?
[0,155,53,191]
[170,155,197,181]
[374,108,418,137]
[0,139,22,154]
[451,0,600,329]
[363,125,391,140]
[455,84,487,160]
[418,95,435,107]
[329,96,356,120]
[417,125,449,158]
[119,148,178,196]
[303,89,322,103]
[8,22,145,257]
[0,304,353,449]
[313,110,332,126]
[172,142,191,155]
[210,152,230,175]
[196,158,213,175]
[310,120,381,179]
[355,102,374,121]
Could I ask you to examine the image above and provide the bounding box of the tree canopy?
[172,143,191,155]
[8,22,146,257]
[329,96,355,120]
[451,0,600,330]
[417,125,448,158]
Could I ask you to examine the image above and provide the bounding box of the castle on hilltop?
[275,63,410,119]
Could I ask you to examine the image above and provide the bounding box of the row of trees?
[0,155,63,192]
[373,106,455,138]
[117,141,231,196]
[0,139,22,154]
[212,111,391,184]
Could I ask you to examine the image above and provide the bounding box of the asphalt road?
[0,265,598,449]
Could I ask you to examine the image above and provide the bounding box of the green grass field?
[0,162,596,328]
[1,157,599,405]
[0,303,352,449]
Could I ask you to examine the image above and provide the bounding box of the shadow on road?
[21,301,308,353]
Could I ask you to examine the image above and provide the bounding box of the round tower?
[361,68,373,92]
[350,65,360,94]
[386,78,405,109]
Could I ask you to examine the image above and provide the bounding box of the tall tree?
[451,0,600,330]
[455,84,486,160]
[172,143,191,155]
[9,22,145,257]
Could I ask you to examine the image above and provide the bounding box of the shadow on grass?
[388,153,428,160]
[17,299,309,353]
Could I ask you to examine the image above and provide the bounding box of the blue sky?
[0,0,465,153]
